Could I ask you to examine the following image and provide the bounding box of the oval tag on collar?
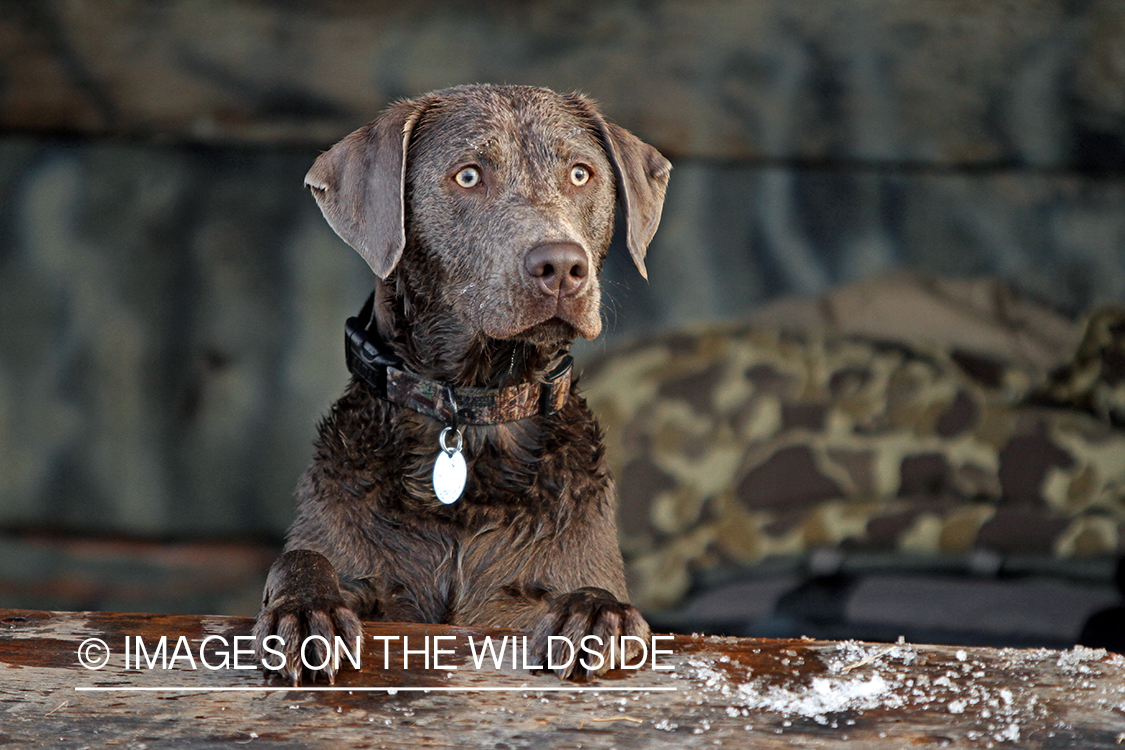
[433,449,466,505]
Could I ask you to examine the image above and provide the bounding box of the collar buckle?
[540,355,574,417]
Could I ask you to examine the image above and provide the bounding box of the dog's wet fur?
[252,84,671,683]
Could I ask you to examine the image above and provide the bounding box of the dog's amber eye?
[454,166,481,189]
[569,164,590,187]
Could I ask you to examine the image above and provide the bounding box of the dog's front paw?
[252,549,362,685]
[529,586,651,681]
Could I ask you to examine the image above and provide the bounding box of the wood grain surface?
[1,608,1123,748]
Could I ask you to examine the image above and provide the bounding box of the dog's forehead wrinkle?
[419,101,599,192]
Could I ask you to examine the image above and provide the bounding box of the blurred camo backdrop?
[1,0,1124,539]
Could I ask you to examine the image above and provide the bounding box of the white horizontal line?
[75,685,678,693]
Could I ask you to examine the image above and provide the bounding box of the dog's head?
[305,85,670,350]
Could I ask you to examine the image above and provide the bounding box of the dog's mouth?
[469,259,604,345]
[477,292,601,344]
[505,295,605,343]
[514,317,582,346]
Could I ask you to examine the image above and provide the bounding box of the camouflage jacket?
[582,303,1125,611]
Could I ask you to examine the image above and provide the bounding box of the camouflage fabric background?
[581,274,1125,614]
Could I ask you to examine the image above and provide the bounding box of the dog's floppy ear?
[305,98,429,278]
[572,96,672,279]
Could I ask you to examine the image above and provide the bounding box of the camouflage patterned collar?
[344,293,572,427]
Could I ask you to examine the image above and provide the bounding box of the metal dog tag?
[433,427,466,504]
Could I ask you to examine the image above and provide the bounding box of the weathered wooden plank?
[1,608,1122,748]
[2,0,1123,168]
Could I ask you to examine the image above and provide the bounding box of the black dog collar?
[344,292,573,426]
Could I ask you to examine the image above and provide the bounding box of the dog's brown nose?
[525,243,588,297]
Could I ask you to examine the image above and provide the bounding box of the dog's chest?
[372,512,558,624]
[332,387,608,512]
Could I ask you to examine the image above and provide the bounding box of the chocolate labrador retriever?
[253,84,671,683]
